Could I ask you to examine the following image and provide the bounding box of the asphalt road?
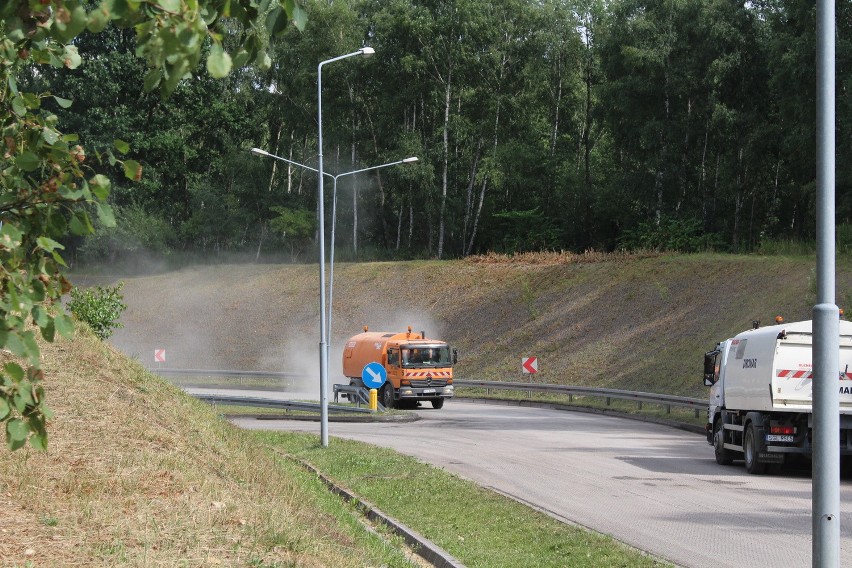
[223,397,852,568]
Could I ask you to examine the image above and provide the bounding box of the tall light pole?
[251,148,417,433]
[813,0,838,565]
[318,47,374,447]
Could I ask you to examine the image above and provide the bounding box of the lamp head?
[402,157,419,164]
[251,148,270,157]
[360,47,375,57]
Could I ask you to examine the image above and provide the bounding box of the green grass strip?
[255,432,671,568]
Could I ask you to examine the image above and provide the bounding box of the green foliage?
[269,206,316,261]
[0,1,305,451]
[490,209,561,254]
[619,216,724,253]
[79,204,178,261]
[68,283,127,341]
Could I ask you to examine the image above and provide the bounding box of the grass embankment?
[1,327,667,567]
[0,329,411,567]
[108,252,852,399]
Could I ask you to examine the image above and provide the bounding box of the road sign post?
[522,357,538,375]
[362,362,387,390]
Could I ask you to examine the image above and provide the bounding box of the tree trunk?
[438,77,451,259]
[255,222,266,261]
[462,140,482,253]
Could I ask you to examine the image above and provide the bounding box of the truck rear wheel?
[381,384,395,409]
[744,423,767,475]
[431,398,444,409]
[713,420,733,466]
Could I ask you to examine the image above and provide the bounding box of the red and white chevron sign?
[154,349,166,363]
[522,357,538,374]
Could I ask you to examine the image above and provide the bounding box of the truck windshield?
[402,346,451,367]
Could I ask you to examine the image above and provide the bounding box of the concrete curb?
[246,412,421,423]
[293,458,466,568]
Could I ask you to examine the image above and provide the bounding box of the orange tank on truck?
[342,326,457,410]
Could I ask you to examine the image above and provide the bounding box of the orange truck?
[342,326,457,409]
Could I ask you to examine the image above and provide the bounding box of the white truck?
[703,319,852,474]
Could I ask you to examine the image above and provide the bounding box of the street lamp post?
[250,147,318,173]
[318,47,374,447]
[251,147,417,348]
[326,157,419,343]
[251,147,417,442]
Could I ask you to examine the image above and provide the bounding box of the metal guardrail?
[194,394,375,414]
[453,380,706,418]
[151,368,299,379]
[333,384,387,411]
[150,368,706,418]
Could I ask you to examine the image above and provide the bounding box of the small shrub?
[619,215,724,253]
[68,283,128,340]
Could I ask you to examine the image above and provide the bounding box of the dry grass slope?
[0,327,395,566]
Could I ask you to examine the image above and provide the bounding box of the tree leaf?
[96,203,116,228]
[143,69,162,92]
[123,160,142,181]
[62,45,82,69]
[0,398,9,422]
[39,319,55,343]
[113,139,130,154]
[31,305,49,328]
[207,45,233,78]
[54,313,75,340]
[6,419,29,448]
[290,2,308,32]
[42,128,60,145]
[15,151,40,172]
[0,223,23,249]
[90,174,112,200]
[4,363,24,381]
[29,431,47,451]
[53,96,72,109]
[158,0,181,12]
[11,95,26,116]
[87,7,110,33]
[13,383,33,412]
[36,237,64,253]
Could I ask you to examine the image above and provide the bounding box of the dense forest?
[25,0,852,263]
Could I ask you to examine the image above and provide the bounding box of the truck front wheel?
[431,398,445,409]
[381,384,395,409]
[744,423,767,475]
[713,420,733,466]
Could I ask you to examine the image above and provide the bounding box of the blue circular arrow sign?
[362,361,387,389]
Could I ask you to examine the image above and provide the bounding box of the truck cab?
[343,327,456,409]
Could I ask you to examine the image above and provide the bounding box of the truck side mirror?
[452,348,458,364]
[704,350,719,386]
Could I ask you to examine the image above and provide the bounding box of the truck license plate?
[422,389,436,394]
[766,434,794,443]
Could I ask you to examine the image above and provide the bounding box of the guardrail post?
[569,394,573,403]
[695,408,700,419]
[666,405,671,414]
[606,397,611,406]
[638,401,643,410]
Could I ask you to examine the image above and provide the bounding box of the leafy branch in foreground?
[0,0,305,450]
